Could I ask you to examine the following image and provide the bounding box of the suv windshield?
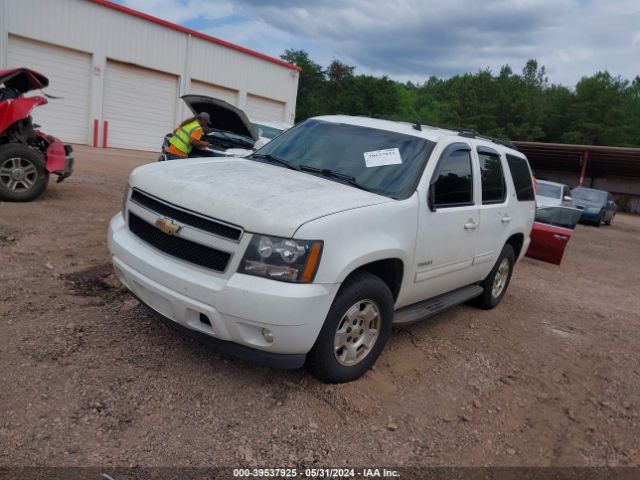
[249,119,435,199]
[537,182,562,199]
[572,188,606,203]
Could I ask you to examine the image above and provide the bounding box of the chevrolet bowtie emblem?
[155,217,181,236]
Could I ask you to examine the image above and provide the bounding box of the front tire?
[604,212,614,226]
[595,210,604,227]
[0,144,49,202]
[472,244,515,310]
[307,272,394,383]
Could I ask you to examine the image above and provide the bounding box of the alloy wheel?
[334,299,380,366]
[0,157,38,192]
[492,258,511,298]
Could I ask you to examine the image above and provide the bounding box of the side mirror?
[253,138,268,150]
[563,195,572,202]
[427,184,436,212]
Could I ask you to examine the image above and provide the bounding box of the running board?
[393,285,484,325]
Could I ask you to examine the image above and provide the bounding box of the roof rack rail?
[457,128,516,150]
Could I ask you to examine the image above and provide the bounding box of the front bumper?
[55,145,74,182]
[577,207,602,222]
[108,213,339,365]
[38,132,74,180]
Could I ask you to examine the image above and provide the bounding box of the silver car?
[536,179,575,208]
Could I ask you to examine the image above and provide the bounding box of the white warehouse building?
[0,0,300,151]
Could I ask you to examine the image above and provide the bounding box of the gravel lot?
[1,145,639,468]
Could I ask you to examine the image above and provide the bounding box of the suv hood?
[129,158,392,238]
[181,94,257,142]
[0,68,48,95]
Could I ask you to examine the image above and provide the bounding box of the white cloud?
[120,0,640,85]
[122,0,235,24]
[200,19,298,60]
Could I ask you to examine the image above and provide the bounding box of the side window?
[535,207,581,229]
[563,186,571,199]
[432,148,473,208]
[478,150,506,204]
[506,154,535,201]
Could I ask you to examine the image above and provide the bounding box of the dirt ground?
[1,145,639,468]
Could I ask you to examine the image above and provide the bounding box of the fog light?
[261,328,274,343]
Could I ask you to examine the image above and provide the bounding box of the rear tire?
[472,244,515,310]
[306,272,394,383]
[0,144,49,202]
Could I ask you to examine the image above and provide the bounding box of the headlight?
[122,185,131,215]
[239,235,323,283]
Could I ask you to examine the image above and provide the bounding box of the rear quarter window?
[478,150,506,204]
[506,154,535,201]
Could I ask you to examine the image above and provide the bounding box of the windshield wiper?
[299,165,376,194]
[251,153,299,171]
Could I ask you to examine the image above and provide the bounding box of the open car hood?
[181,94,258,142]
[0,68,49,94]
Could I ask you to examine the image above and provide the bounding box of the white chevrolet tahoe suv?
[108,115,539,383]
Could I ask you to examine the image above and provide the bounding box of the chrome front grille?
[130,189,243,241]
[128,212,231,272]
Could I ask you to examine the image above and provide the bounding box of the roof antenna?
[413,122,422,131]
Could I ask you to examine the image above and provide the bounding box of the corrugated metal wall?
[1,0,299,150]
[7,35,92,144]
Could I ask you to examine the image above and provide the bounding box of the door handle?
[464,219,478,230]
[553,234,568,241]
[501,215,512,223]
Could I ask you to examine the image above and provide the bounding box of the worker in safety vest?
[164,112,211,160]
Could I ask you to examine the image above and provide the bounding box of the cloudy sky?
[116,0,640,86]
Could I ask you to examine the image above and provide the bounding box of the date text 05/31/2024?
[232,468,400,478]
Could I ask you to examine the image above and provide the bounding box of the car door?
[525,206,582,265]
[473,146,511,279]
[410,142,480,302]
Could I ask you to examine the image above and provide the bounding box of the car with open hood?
[110,116,577,383]
[161,94,258,159]
[0,68,74,201]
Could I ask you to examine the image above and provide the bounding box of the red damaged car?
[0,68,73,201]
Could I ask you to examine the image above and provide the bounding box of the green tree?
[281,50,640,147]
[280,49,326,120]
[562,72,632,145]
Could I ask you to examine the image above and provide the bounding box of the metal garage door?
[7,35,91,144]
[245,94,286,122]
[103,61,178,151]
[188,80,238,105]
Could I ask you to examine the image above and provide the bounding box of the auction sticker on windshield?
[364,148,402,167]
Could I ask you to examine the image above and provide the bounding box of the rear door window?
[478,149,506,204]
[506,154,535,201]
[535,207,582,229]
[432,148,474,208]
